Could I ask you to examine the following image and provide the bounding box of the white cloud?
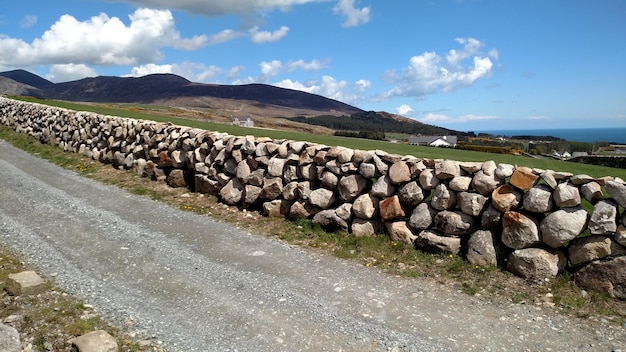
[333,0,371,27]
[420,113,498,124]
[354,79,371,91]
[381,38,496,100]
[259,60,283,82]
[249,26,290,44]
[20,15,38,28]
[209,29,244,44]
[287,59,326,71]
[125,62,221,82]
[45,63,98,82]
[0,9,207,69]
[528,116,548,120]
[227,65,246,80]
[396,104,414,116]
[274,75,362,105]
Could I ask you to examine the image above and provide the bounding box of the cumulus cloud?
[528,116,548,120]
[333,0,371,27]
[20,15,38,28]
[209,29,244,44]
[396,104,414,116]
[287,59,326,71]
[381,38,496,100]
[420,113,498,124]
[354,79,371,91]
[46,64,98,82]
[249,26,290,44]
[274,75,362,105]
[0,9,207,69]
[125,62,221,82]
[259,60,284,82]
[227,65,246,80]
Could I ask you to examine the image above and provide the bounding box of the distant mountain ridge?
[0,70,362,116]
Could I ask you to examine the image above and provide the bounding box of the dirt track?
[0,139,624,351]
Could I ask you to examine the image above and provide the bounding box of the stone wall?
[2,97,626,298]
[569,155,626,169]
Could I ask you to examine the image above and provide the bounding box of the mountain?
[0,69,53,89]
[2,71,362,117]
[0,76,42,97]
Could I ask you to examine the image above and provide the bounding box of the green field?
[9,96,626,179]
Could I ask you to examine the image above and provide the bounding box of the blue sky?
[0,0,624,131]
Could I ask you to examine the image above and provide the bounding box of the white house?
[230,116,254,127]
[408,135,457,148]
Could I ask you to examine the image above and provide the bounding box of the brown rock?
[507,248,567,279]
[568,235,626,266]
[388,161,411,184]
[491,184,521,212]
[509,166,539,191]
[385,221,417,244]
[6,271,45,296]
[501,211,540,249]
[351,218,382,237]
[379,195,405,220]
[580,181,604,203]
[434,160,460,180]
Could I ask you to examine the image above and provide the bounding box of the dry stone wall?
[2,97,626,298]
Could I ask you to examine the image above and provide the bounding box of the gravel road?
[0,139,624,351]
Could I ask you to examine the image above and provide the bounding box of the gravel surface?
[0,139,625,351]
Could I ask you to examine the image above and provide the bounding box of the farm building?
[408,135,457,148]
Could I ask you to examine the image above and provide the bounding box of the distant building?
[571,152,588,158]
[408,135,457,148]
[230,115,254,127]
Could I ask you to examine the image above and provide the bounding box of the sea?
[477,127,626,144]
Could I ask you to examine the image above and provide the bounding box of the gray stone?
[434,210,474,236]
[495,163,515,179]
[166,169,187,188]
[219,178,244,205]
[260,177,283,200]
[615,225,626,247]
[263,199,290,217]
[471,170,502,195]
[352,193,378,219]
[522,184,554,213]
[370,175,396,197]
[467,230,501,266]
[338,175,367,202]
[246,168,265,187]
[408,203,437,232]
[575,256,626,300]
[320,171,339,189]
[457,192,488,217]
[385,221,417,244]
[415,229,461,255]
[288,200,318,220]
[371,153,389,175]
[282,181,299,201]
[418,169,439,190]
[482,160,497,176]
[540,171,558,189]
[459,162,482,173]
[0,324,20,352]
[501,211,540,249]
[568,235,626,266]
[308,188,336,209]
[243,185,262,205]
[431,184,457,211]
[507,248,567,279]
[69,330,118,352]
[267,157,286,177]
[358,162,376,178]
[434,160,460,180]
[388,161,411,184]
[589,200,618,235]
[397,181,424,207]
[335,203,353,221]
[6,271,45,296]
[553,182,581,207]
[540,207,588,248]
[481,204,502,228]
[449,176,472,192]
[606,180,626,207]
[351,218,381,237]
[570,174,595,185]
[580,181,604,203]
[312,209,348,232]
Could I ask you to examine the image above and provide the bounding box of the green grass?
[11,96,626,179]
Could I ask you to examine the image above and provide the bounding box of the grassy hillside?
[10,97,626,179]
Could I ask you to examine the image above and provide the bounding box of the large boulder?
[509,166,539,191]
[408,203,437,231]
[69,330,118,352]
[540,207,588,248]
[449,176,472,192]
[605,180,626,208]
[481,204,502,228]
[471,170,502,195]
[385,221,417,244]
[308,188,336,209]
[388,161,411,184]
[219,178,244,205]
[397,181,424,207]
[351,218,382,237]
[434,210,474,236]
[575,256,626,300]
[553,183,581,208]
[501,211,540,249]
[491,184,521,212]
[457,192,488,217]
[379,195,406,220]
[588,200,618,235]
[466,230,502,267]
[337,175,367,201]
[352,193,379,219]
[507,248,567,279]
[580,181,604,203]
[568,235,626,266]
[434,160,460,180]
[431,184,456,211]
[312,210,348,232]
[418,169,439,190]
[522,184,554,213]
[370,175,396,197]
